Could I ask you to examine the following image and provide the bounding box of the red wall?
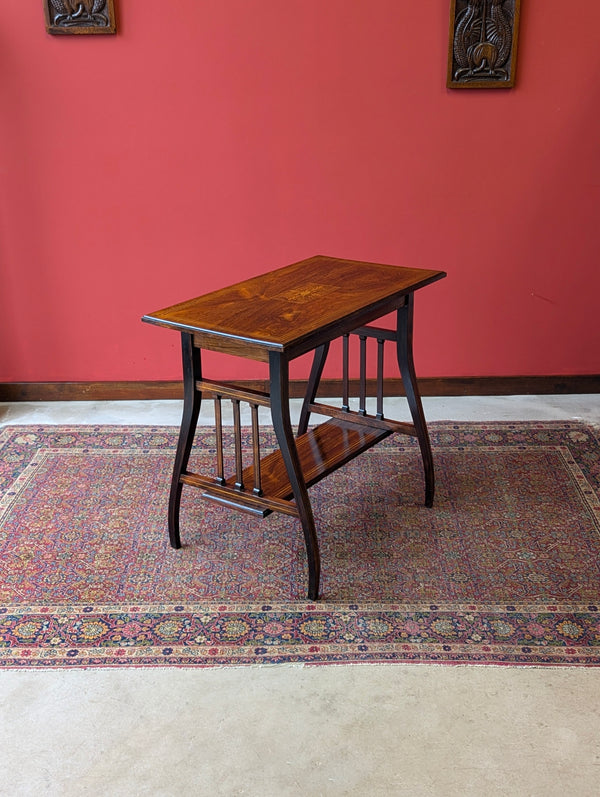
[1,1,599,383]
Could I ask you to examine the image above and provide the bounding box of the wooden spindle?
[214,395,225,485]
[359,334,367,415]
[251,403,262,495]
[376,337,385,419]
[232,399,244,490]
[342,334,350,412]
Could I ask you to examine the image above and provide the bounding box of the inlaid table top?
[142,255,445,359]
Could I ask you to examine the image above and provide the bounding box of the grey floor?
[1,396,599,796]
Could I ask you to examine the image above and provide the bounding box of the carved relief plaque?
[447,0,520,88]
[44,0,116,35]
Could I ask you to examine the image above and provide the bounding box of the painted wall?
[1,1,599,383]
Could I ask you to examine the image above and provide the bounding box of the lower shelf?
[181,417,392,517]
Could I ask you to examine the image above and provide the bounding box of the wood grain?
[142,256,445,359]
[182,418,391,518]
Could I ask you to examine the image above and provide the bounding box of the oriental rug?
[1,422,599,668]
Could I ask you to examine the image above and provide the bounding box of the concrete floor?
[1,396,599,796]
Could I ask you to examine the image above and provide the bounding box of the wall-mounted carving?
[447,0,520,89]
[44,0,116,35]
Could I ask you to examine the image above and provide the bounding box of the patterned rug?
[1,421,599,668]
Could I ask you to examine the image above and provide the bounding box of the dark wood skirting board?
[1,376,599,402]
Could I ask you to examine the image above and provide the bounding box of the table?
[142,255,446,599]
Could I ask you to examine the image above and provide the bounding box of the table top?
[142,255,445,359]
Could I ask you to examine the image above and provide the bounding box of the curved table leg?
[270,351,321,600]
[298,342,330,436]
[168,332,202,548]
[396,296,435,507]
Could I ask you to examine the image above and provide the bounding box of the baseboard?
[1,376,599,402]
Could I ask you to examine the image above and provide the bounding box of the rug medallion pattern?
[1,422,599,667]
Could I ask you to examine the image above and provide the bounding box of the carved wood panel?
[447,0,520,88]
[44,0,116,35]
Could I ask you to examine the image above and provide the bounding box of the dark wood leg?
[270,352,321,600]
[297,342,330,436]
[168,332,202,548]
[396,296,435,507]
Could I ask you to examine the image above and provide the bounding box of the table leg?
[269,351,321,600]
[396,295,435,507]
[168,332,202,548]
[297,342,330,435]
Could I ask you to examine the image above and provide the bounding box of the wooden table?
[142,255,446,599]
